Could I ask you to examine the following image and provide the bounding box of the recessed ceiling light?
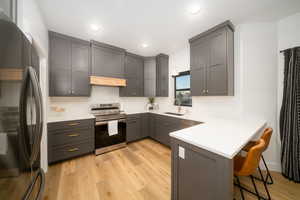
[141,43,149,48]
[90,24,100,31]
[187,5,201,15]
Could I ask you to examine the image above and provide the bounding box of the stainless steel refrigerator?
[0,11,45,200]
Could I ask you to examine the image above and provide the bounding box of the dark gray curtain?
[280,47,300,183]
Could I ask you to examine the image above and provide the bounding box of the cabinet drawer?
[48,119,94,132]
[48,140,93,163]
[48,128,94,148]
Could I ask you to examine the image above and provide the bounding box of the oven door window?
[95,122,126,148]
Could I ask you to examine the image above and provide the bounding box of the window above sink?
[174,71,192,107]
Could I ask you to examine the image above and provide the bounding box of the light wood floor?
[43,139,300,200]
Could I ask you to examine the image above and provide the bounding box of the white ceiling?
[37,0,300,56]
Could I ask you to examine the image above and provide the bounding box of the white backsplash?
[48,86,149,117]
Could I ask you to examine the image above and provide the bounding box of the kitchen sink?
[164,112,184,116]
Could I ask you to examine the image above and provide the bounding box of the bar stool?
[234,139,272,200]
[243,128,274,184]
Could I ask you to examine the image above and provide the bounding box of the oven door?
[95,119,126,150]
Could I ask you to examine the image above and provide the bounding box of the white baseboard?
[260,161,281,172]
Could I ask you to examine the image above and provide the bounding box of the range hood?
[90,76,126,87]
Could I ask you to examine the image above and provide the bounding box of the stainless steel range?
[91,103,126,155]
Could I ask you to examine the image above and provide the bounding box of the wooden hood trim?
[90,76,126,87]
[0,68,23,81]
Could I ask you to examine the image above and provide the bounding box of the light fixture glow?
[90,24,100,31]
[187,5,201,15]
[141,43,149,48]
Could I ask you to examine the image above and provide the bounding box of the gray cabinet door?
[91,41,125,78]
[126,115,141,142]
[148,113,156,138]
[120,53,144,97]
[71,41,91,96]
[206,30,227,95]
[144,57,156,97]
[49,32,91,97]
[141,113,149,138]
[156,54,169,97]
[190,38,208,96]
[49,33,72,96]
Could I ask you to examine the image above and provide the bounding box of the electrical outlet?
[179,146,185,159]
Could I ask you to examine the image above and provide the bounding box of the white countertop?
[47,114,95,123]
[161,112,267,159]
[129,110,267,159]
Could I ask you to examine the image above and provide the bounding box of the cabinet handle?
[206,89,209,93]
[68,122,80,126]
[67,133,80,137]
[202,89,206,94]
[72,89,75,94]
[68,148,79,152]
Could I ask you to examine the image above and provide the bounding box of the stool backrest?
[239,139,266,176]
[261,128,273,152]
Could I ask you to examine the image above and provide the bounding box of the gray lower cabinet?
[154,115,182,146]
[171,138,233,200]
[91,40,125,78]
[126,114,142,142]
[126,113,201,146]
[49,31,91,97]
[150,114,200,147]
[141,113,149,138]
[120,53,144,97]
[47,118,95,164]
[189,20,234,96]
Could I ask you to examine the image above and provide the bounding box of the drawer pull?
[68,148,79,152]
[68,122,80,126]
[67,133,80,137]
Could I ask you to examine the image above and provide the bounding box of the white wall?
[17,0,49,172]
[239,23,279,171]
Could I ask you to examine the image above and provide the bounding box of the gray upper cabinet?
[0,0,17,23]
[120,52,144,97]
[156,54,169,97]
[91,40,125,78]
[49,31,91,97]
[189,20,234,96]
[71,41,90,96]
[144,57,156,97]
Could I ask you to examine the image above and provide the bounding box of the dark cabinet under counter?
[47,118,95,164]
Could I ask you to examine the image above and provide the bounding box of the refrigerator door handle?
[28,67,43,165]
[19,67,31,163]
[22,168,46,200]
[19,66,43,165]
